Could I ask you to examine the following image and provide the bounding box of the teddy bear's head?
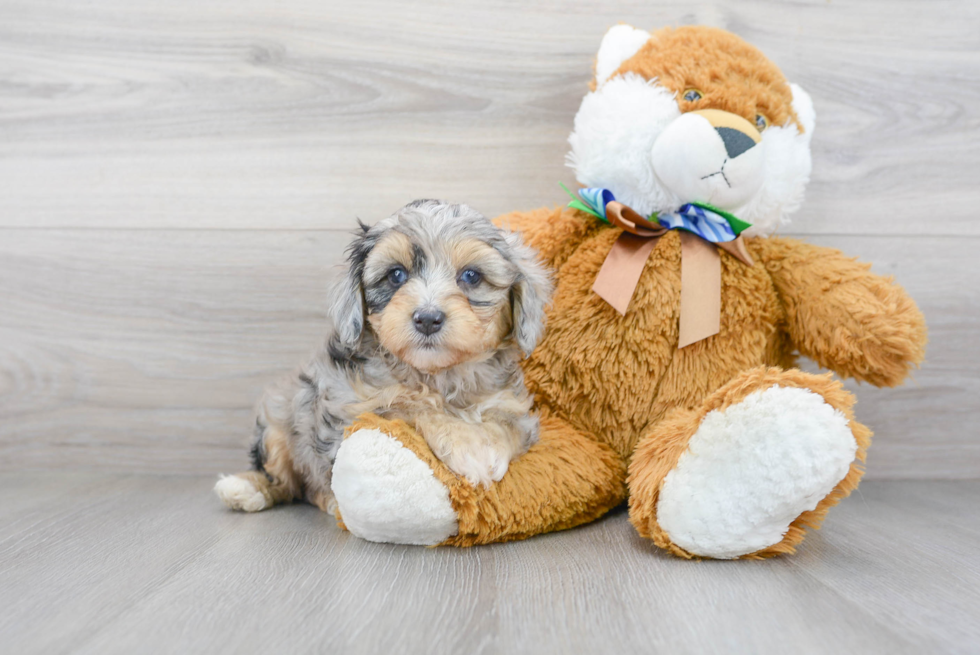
[568,25,814,237]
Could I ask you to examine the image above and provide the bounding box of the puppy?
[215,199,552,514]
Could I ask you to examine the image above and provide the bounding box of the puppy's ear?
[507,234,553,356]
[329,223,374,352]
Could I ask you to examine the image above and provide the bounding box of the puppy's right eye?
[459,269,482,286]
[387,266,408,286]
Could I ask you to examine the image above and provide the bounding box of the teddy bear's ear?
[595,24,651,87]
[790,83,816,139]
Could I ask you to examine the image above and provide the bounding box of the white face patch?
[568,73,681,218]
[650,111,767,210]
[567,74,814,236]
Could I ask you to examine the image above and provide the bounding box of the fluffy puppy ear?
[507,235,554,356]
[329,224,374,352]
[595,24,651,86]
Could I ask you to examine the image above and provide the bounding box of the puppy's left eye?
[387,266,408,286]
[458,269,482,286]
[755,114,769,131]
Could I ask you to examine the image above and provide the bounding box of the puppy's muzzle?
[413,308,445,335]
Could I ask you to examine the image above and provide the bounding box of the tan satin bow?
[591,201,754,348]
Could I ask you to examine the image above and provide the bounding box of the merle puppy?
[215,200,552,513]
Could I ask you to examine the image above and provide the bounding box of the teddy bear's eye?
[755,114,769,131]
[683,89,702,102]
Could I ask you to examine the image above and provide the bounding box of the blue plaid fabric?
[578,187,617,218]
[575,187,739,243]
[658,204,737,243]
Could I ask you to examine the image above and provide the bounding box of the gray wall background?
[1,0,977,478]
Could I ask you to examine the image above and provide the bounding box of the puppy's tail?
[215,423,303,512]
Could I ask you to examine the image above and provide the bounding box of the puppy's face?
[331,201,552,374]
[363,230,516,371]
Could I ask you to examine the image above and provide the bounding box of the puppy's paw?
[214,474,268,512]
[444,442,513,488]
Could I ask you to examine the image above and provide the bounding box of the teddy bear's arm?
[752,237,926,387]
[333,413,627,546]
[494,206,599,271]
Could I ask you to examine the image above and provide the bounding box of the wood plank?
[0,0,977,234]
[0,229,349,473]
[788,481,980,650]
[0,229,974,477]
[0,474,977,654]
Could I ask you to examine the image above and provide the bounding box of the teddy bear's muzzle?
[651,108,766,212]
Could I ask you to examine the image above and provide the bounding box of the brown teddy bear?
[328,25,927,558]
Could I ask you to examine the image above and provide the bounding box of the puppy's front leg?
[414,413,525,488]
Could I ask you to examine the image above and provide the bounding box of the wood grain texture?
[0,0,977,234]
[0,474,978,654]
[1,0,978,477]
[0,229,975,477]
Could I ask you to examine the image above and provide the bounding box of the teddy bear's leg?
[331,413,626,546]
[628,367,871,559]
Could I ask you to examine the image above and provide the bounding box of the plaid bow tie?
[567,185,752,243]
[561,184,755,348]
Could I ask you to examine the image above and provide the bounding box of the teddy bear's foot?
[331,426,459,546]
[629,367,871,559]
[657,385,855,558]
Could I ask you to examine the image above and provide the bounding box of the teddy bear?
[327,25,927,558]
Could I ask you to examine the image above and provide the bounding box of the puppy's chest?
[350,370,510,423]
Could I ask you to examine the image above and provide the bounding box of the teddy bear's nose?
[715,127,757,159]
[688,108,762,160]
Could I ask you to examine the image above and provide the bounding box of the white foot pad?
[214,475,268,512]
[657,385,857,559]
[331,428,459,546]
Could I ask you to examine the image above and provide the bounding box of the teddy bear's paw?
[656,385,857,559]
[331,427,459,545]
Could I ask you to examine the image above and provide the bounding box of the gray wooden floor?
[1,474,978,655]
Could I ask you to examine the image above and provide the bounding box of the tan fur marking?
[449,238,515,288]
[259,426,303,502]
[223,427,302,510]
[363,231,414,281]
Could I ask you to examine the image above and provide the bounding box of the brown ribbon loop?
[605,201,668,237]
[592,232,662,315]
[591,207,754,349]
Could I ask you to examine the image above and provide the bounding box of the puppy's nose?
[413,309,445,335]
[715,127,757,159]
